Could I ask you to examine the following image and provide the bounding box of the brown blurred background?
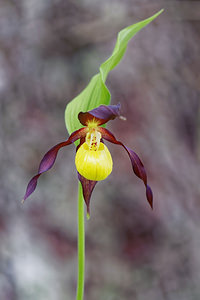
[0,1,200,300]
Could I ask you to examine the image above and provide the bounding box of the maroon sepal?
[78,103,121,126]
[78,172,97,216]
[99,127,153,209]
[22,127,87,202]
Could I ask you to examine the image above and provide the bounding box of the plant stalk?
[76,183,85,300]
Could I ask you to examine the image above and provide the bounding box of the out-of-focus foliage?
[0,1,200,300]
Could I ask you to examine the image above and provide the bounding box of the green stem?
[76,183,85,300]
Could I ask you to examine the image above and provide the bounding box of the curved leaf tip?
[65,9,164,135]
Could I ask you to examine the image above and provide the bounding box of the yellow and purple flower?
[23,104,153,215]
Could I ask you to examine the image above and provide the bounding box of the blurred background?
[0,0,200,299]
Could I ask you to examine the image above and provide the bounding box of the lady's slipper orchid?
[23,104,153,216]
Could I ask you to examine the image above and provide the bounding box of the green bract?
[65,9,163,135]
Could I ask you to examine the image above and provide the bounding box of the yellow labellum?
[75,142,113,181]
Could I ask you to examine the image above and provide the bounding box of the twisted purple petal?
[23,127,87,202]
[78,103,121,126]
[77,172,97,217]
[99,127,153,209]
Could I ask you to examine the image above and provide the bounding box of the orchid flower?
[23,103,153,216]
[21,10,164,300]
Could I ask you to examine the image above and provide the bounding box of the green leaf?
[65,9,163,135]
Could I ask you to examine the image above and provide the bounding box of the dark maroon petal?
[99,127,153,209]
[38,128,87,173]
[22,174,41,203]
[146,185,153,209]
[22,127,87,202]
[78,103,121,126]
[78,172,97,216]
